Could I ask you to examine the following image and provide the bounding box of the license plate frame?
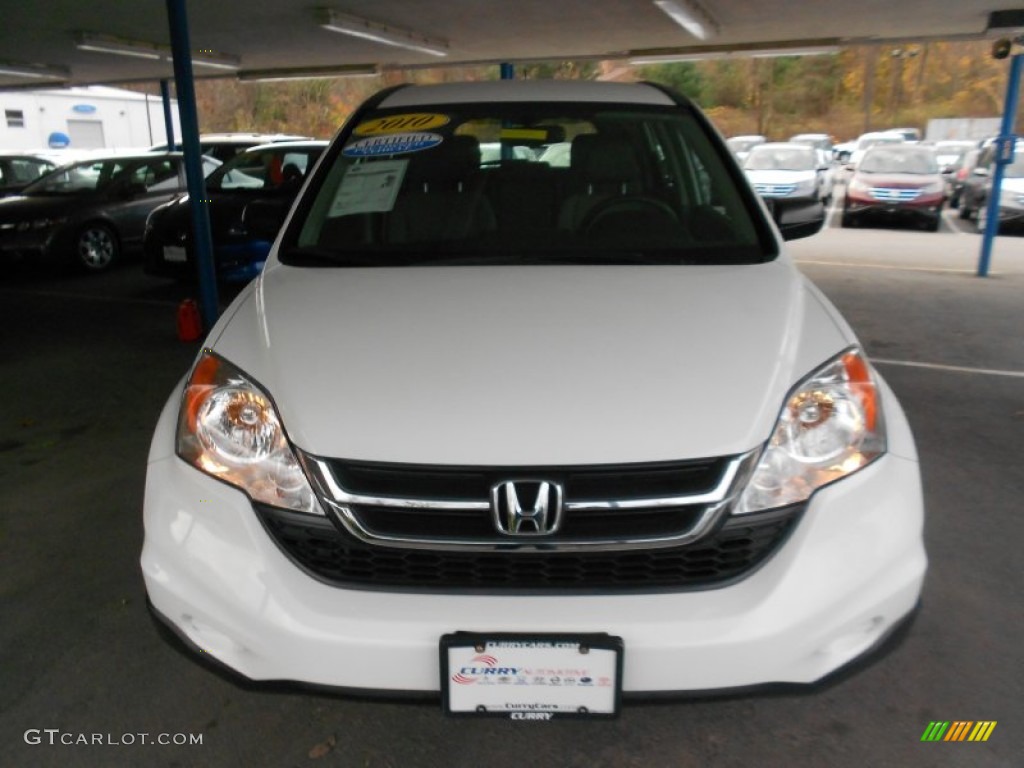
[440,632,623,719]
[163,245,187,263]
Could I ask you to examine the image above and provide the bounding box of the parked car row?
[0,151,220,271]
[0,134,327,277]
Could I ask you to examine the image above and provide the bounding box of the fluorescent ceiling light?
[751,46,840,58]
[75,31,240,70]
[0,61,69,80]
[239,65,378,82]
[631,43,840,65]
[653,0,720,41]
[76,32,163,60]
[191,53,241,71]
[318,9,448,57]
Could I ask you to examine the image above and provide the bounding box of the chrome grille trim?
[301,450,759,553]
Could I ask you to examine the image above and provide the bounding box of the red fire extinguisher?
[176,299,204,342]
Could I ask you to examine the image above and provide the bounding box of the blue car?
[144,140,327,283]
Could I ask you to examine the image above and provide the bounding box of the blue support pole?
[160,79,176,150]
[165,0,219,328]
[978,51,1024,277]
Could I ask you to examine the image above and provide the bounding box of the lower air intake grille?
[255,504,802,592]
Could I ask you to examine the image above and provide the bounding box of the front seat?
[557,134,644,231]
[388,135,496,244]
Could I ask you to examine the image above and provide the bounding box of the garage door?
[67,119,105,148]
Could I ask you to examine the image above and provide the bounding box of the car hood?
[744,169,816,184]
[999,177,1024,193]
[0,194,85,221]
[208,260,853,466]
[852,172,940,188]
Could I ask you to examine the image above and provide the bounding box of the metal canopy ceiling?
[0,1,1018,89]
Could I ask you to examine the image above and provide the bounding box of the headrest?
[405,135,481,185]
[572,134,642,185]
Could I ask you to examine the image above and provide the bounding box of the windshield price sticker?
[441,634,623,719]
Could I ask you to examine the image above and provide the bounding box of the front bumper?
[141,384,926,694]
[844,196,943,224]
[0,226,62,263]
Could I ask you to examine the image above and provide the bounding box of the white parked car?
[726,134,767,162]
[142,80,926,718]
[847,131,906,168]
[744,142,833,205]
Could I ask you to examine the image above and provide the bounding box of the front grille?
[255,503,803,592]
[317,456,730,546]
[754,183,797,197]
[870,187,921,202]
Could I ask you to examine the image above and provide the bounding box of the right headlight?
[734,348,886,514]
[176,350,323,516]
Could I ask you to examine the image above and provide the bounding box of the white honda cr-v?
[142,80,926,719]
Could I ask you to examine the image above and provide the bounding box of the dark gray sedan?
[0,152,218,272]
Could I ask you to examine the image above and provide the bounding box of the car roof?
[376,80,677,108]
[240,140,330,153]
[749,142,815,152]
[199,132,311,142]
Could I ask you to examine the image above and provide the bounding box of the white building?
[0,85,180,151]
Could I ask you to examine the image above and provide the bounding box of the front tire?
[75,223,119,272]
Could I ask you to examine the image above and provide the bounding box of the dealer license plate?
[163,245,187,263]
[440,633,622,719]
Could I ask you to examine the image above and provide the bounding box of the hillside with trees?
[189,40,1012,143]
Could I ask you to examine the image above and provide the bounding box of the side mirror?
[242,198,290,241]
[774,199,826,241]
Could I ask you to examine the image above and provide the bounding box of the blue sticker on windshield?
[342,132,444,157]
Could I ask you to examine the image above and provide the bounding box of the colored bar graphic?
[945,721,972,741]
[921,721,996,742]
[968,722,997,742]
[921,722,949,741]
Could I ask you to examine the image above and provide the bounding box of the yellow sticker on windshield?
[354,113,450,136]
[499,128,549,141]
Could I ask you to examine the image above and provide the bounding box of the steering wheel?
[581,195,680,235]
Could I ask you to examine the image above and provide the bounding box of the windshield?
[744,147,817,171]
[285,103,768,267]
[207,146,323,191]
[858,148,939,174]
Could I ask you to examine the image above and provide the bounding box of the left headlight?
[734,348,886,514]
[176,351,324,515]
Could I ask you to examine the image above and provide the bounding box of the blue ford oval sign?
[72,104,97,114]
[48,132,71,149]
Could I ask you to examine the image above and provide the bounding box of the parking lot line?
[873,358,1024,379]
[794,259,980,275]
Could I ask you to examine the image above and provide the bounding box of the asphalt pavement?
[1,224,1021,768]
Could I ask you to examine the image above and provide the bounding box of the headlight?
[847,178,870,195]
[792,178,817,194]
[919,180,945,196]
[31,217,65,230]
[734,348,886,514]
[176,351,323,515]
